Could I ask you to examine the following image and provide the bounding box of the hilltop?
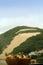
[0,26,43,55]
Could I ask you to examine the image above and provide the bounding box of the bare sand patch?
[16,29,37,34]
[2,32,40,54]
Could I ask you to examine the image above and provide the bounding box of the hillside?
[0,26,30,54]
[12,33,43,54]
[0,26,43,55]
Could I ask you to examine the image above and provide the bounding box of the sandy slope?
[2,32,40,54]
[16,29,37,34]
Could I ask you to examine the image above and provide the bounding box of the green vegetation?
[37,58,43,64]
[12,33,43,54]
[0,26,43,54]
[37,53,43,63]
[31,55,38,59]
[0,26,31,54]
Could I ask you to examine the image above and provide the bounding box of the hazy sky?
[0,0,43,34]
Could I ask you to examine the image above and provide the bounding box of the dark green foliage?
[40,53,43,57]
[38,53,43,57]
[12,33,43,54]
[0,26,31,54]
[37,58,43,64]
[36,53,43,63]
[31,55,37,59]
[0,26,43,54]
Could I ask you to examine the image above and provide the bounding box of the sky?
[0,0,43,34]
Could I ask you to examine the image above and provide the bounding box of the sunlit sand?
[2,32,40,54]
